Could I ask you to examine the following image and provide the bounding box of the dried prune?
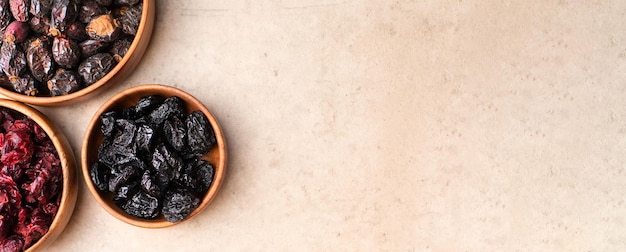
[77,52,114,84]
[78,39,107,58]
[151,143,182,187]
[86,14,121,42]
[108,164,140,192]
[162,189,199,223]
[133,123,153,153]
[50,0,78,33]
[89,162,109,191]
[77,0,104,24]
[65,22,88,41]
[4,20,29,43]
[52,36,80,68]
[139,170,160,197]
[134,95,163,116]
[10,72,37,95]
[122,191,159,219]
[47,68,80,96]
[0,41,27,78]
[117,3,140,35]
[113,118,136,147]
[29,0,51,17]
[185,111,216,157]
[28,15,51,35]
[109,37,130,62]
[9,0,28,22]
[176,158,214,195]
[99,110,117,136]
[163,116,185,152]
[26,37,54,82]
[113,180,138,205]
[148,96,184,127]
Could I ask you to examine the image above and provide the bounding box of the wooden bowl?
[0,99,77,251]
[81,84,227,228]
[0,0,156,106]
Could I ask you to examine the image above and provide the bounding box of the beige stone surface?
[14,0,626,251]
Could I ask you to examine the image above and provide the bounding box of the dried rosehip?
[52,36,79,68]
[114,0,139,6]
[10,72,37,95]
[0,42,27,78]
[109,37,130,62]
[77,52,114,84]
[28,15,51,35]
[26,37,55,82]
[117,3,140,35]
[9,0,28,22]
[47,68,80,95]
[0,0,12,34]
[51,0,78,33]
[86,14,121,42]
[4,21,29,43]
[65,22,88,41]
[78,39,107,58]
[77,0,104,24]
[29,0,52,17]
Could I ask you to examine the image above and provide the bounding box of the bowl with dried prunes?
[81,84,227,228]
[0,99,77,251]
[0,0,155,106]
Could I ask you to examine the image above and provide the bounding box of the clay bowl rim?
[81,84,227,228]
[0,99,78,252]
[0,0,155,107]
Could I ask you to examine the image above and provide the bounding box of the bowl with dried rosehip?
[0,99,77,251]
[0,0,155,106]
[81,84,227,228]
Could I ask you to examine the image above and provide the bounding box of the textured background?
[29,0,626,250]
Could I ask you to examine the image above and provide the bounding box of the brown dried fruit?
[9,0,28,22]
[51,0,78,33]
[52,36,80,68]
[4,20,29,43]
[47,68,80,95]
[86,14,121,42]
[26,37,54,82]
[0,41,27,78]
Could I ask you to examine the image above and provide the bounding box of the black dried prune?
[117,3,140,35]
[4,21,29,43]
[77,52,114,84]
[10,72,37,95]
[113,180,138,205]
[29,0,51,17]
[134,95,163,116]
[113,118,136,147]
[51,0,78,33]
[162,189,199,223]
[89,162,109,191]
[28,15,51,35]
[109,37,130,62]
[163,116,185,152]
[77,0,104,24]
[139,170,160,197]
[99,110,117,136]
[108,164,140,192]
[176,158,214,195]
[122,191,159,219]
[148,96,184,127]
[185,111,216,157]
[0,42,27,78]
[47,69,81,96]
[133,123,154,153]
[52,36,80,68]
[151,144,182,187]
[9,0,28,22]
[65,22,88,41]
[26,37,54,82]
[78,39,107,58]
[86,14,121,42]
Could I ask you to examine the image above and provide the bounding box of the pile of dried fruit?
[0,0,142,96]
[0,108,63,252]
[90,95,216,222]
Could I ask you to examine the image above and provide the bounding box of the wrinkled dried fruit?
[78,39,107,58]
[114,0,139,6]
[0,41,27,77]
[185,111,216,157]
[29,0,52,17]
[86,14,121,42]
[117,3,140,35]
[26,37,54,82]
[148,96,184,127]
[10,72,37,95]
[4,20,29,43]
[47,68,80,95]
[51,36,79,68]
[78,0,104,23]
[162,189,199,223]
[122,191,159,219]
[89,162,109,191]
[109,37,130,62]
[0,0,11,34]
[65,22,88,41]
[9,0,28,22]
[28,15,51,34]
[51,0,77,33]
[163,116,185,152]
[94,0,111,7]
[99,110,116,136]
[77,52,113,84]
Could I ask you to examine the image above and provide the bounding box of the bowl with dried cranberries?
[0,0,155,106]
[0,99,77,251]
[81,84,227,228]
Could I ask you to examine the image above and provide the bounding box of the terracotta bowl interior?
[0,0,155,106]
[0,99,77,252]
[81,84,227,228]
